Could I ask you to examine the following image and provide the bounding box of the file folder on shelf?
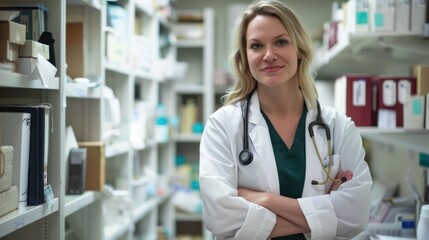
[0,104,51,206]
[0,112,31,208]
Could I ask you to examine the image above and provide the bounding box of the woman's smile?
[261,65,284,72]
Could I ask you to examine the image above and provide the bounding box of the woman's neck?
[258,85,304,116]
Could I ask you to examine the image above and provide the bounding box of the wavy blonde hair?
[223,0,317,109]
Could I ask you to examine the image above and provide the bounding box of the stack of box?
[343,0,428,34]
[0,146,18,217]
[0,11,50,75]
[335,68,429,129]
[0,11,26,72]
[16,40,49,75]
[403,65,429,130]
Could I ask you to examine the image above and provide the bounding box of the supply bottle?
[417,204,429,240]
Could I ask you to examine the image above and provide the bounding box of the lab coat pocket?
[323,154,341,192]
[328,154,341,177]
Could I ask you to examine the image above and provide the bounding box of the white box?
[395,0,411,32]
[16,57,38,75]
[19,40,49,59]
[0,185,18,217]
[410,0,426,33]
[373,0,396,32]
[403,95,425,129]
[0,145,13,193]
[355,0,373,33]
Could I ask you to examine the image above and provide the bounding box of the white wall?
[315,79,336,107]
[177,0,341,72]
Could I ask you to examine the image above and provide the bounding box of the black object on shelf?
[39,31,56,67]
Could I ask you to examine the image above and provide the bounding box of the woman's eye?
[249,43,262,50]
[277,39,289,46]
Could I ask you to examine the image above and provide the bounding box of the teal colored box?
[420,153,429,168]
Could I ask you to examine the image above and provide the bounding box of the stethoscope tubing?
[239,92,346,185]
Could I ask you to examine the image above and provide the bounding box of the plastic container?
[417,204,429,240]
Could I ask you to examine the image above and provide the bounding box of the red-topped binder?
[335,74,377,126]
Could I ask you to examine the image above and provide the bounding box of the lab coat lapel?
[302,104,326,197]
[247,92,280,194]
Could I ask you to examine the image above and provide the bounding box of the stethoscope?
[238,92,346,185]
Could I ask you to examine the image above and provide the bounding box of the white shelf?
[0,198,59,238]
[134,69,153,81]
[104,221,132,240]
[359,127,429,154]
[174,133,202,143]
[173,83,205,94]
[132,191,173,222]
[312,26,429,79]
[66,0,101,9]
[104,61,132,76]
[64,191,100,217]
[175,212,202,222]
[134,1,155,17]
[65,87,102,99]
[105,141,130,158]
[0,72,59,90]
[176,39,205,48]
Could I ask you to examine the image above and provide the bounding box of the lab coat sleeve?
[298,111,373,239]
[199,108,276,239]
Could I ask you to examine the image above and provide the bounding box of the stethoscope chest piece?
[239,149,253,165]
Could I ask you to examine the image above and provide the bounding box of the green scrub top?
[261,106,307,240]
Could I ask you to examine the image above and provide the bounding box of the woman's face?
[245,15,299,88]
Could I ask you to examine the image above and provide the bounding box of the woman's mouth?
[261,65,283,72]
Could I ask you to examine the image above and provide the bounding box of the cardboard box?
[395,0,411,32]
[0,40,19,62]
[78,142,105,191]
[16,57,38,75]
[343,0,373,33]
[410,0,426,33]
[19,40,49,59]
[0,11,26,45]
[373,0,396,32]
[414,65,429,95]
[66,22,84,79]
[403,95,425,129]
[0,146,13,193]
[0,185,18,217]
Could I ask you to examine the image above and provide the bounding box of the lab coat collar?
[246,90,324,195]
[246,90,279,193]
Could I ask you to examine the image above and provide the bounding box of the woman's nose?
[263,46,277,61]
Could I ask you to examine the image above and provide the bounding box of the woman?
[199,1,373,239]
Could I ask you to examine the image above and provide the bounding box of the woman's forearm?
[261,193,310,231]
[238,188,309,230]
[269,216,308,238]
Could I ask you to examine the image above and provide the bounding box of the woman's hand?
[329,170,353,193]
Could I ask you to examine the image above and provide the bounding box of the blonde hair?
[223,0,317,109]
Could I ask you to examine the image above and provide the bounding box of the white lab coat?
[199,91,373,240]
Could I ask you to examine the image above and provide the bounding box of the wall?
[176,0,343,72]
